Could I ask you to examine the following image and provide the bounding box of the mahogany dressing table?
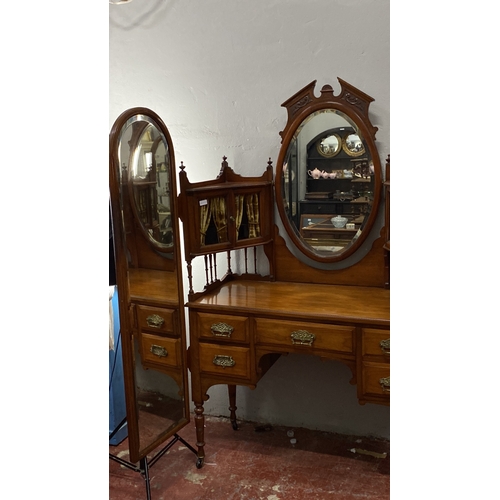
[178,78,390,467]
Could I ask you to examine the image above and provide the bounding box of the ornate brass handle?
[379,339,390,355]
[290,330,315,346]
[146,314,165,329]
[211,322,234,338]
[379,376,390,393]
[213,355,236,368]
[150,344,168,358]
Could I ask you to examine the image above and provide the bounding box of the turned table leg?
[228,384,238,430]
[194,402,205,468]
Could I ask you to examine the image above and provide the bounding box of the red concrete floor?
[110,415,389,500]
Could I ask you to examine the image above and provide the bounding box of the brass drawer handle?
[146,314,165,329]
[213,355,236,368]
[211,322,234,338]
[379,376,390,393]
[379,339,390,355]
[150,344,168,358]
[290,330,315,346]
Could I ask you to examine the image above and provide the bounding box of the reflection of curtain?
[246,193,260,238]
[199,202,211,246]
[211,196,228,242]
[235,194,245,239]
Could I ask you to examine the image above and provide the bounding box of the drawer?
[136,305,175,334]
[300,202,335,214]
[256,318,354,354]
[362,328,390,358]
[195,312,249,343]
[361,361,390,397]
[140,332,182,368]
[198,343,251,379]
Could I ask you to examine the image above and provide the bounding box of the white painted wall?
[110,0,390,438]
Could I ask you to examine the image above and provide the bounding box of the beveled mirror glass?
[109,108,190,463]
[275,79,382,262]
[118,116,174,250]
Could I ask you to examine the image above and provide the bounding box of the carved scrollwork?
[290,330,315,346]
[343,91,363,108]
[150,344,168,358]
[146,314,165,329]
[290,95,312,117]
[210,322,234,337]
[212,355,236,368]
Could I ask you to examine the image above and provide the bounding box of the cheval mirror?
[275,78,383,263]
[109,107,196,494]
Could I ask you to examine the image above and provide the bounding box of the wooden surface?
[128,268,179,306]
[274,225,387,288]
[188,279,389,327]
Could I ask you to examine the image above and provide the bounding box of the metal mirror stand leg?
[109,419,198,499]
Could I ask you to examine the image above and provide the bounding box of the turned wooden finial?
[267,157,273,168]
[179,161,185,171]
[320,84,335,97]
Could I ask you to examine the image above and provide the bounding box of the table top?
[188,279,390,327]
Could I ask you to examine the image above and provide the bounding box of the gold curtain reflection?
[211,197,228,243]
[235,194,245,237]
[246,193,260,238]
[199,203,211,246]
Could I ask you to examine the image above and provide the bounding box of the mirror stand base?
[109,431,198,500]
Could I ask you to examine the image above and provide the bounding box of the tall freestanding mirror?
[109,108,196,493]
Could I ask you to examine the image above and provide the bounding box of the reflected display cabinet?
[298,126,374,224]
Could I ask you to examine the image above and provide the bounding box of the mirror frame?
[275,78,382,263]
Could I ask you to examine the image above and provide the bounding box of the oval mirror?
[275,79,382,263]
[118,114,174,250]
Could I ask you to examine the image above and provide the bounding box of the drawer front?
[361,362,390,397]
[195,312,249,343]
[256,318,354,354]
[300,202,335,214]
[199,343,251,379]
[140,332,181,368]
[362,328,390,358]
[136,305,175,334]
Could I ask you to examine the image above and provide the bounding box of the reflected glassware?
[331,216,348,228]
